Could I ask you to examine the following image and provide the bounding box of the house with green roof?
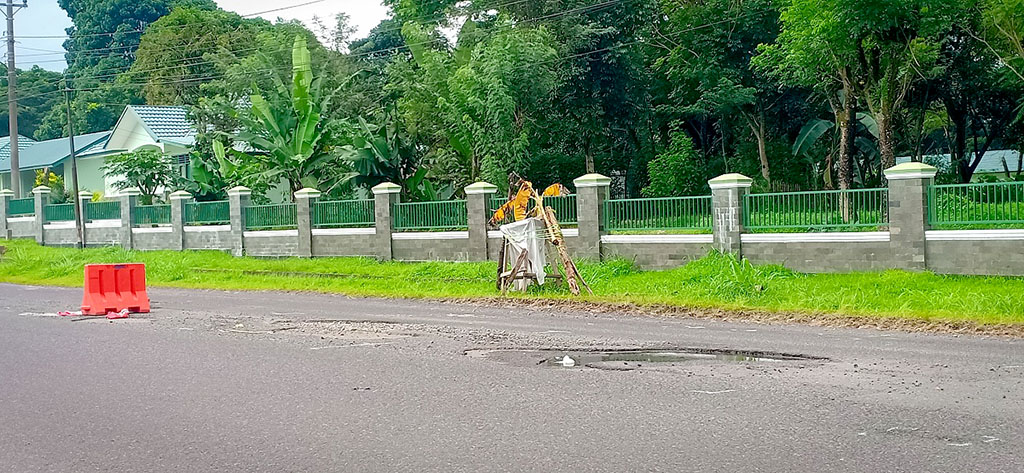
[0,131,111,197]
[896,150,1024,181]
[0,105,196,198]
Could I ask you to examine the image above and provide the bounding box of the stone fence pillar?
[574,173,611,261]
[32,186,50,245]
[372,182,401,261]
[709,173,753,256]
[119,188,141,249]
[228,186,251,257]
[465,182,498,262]
[169,190,191,251]
[0,189,12,239]
[295,188,321,258]
[885,163,936,271]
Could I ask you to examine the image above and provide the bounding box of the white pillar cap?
[708,173,754,190]
[169,190,193,201]
[227,186,252,197]
[294,187,322,199]
[0,189,14,197]
[573,173,611,188]
[884,162,938,180]
[372,182,402,195]
[119,187,143,197]
[78,191,93,199]
[31,186,52,195]
[464,182,498,195]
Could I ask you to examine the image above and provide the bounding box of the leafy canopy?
[102,149,181,205]
[218,35,348,197]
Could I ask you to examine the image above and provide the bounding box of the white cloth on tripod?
[500,217,548,286]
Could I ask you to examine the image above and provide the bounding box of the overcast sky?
[10,0,390,72]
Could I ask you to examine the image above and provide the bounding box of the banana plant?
[223,35,347,197]
[793,112,881,187]
[336,115,451,201]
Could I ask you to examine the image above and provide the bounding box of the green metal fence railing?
[489,196,506,215]
[84,201,121,221]
[541,194,577,224]
[603,196,713,232]
[185,201,230,225]
[488,194,578,224]
[245,203,297,230]
[312,199,375,228]
[134,204,172,225]
[44,203,75,222]
[8,198,34,216]
[928,181,1024,228]
[743,188,889,232]
[393,200,468,231]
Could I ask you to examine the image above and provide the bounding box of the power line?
[5,0,329,41]
[11,0,536,60]
[7,0,665,110]
[8,0,603,97]
[8,0,539,98]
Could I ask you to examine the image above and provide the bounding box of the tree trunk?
[876,110,896,173]
[943,93,970,183]
[584,137,595,174]
[836,96,854,192]
[744,112,771,183]
[1018,148,1024,180]
[836,89,856,223]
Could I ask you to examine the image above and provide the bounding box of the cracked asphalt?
[1,283,1022,472]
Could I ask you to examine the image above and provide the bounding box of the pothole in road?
[466,348,825,371]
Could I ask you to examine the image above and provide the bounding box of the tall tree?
[58,0,216,72]
[854,1,953,171]
[0,66,63,139]
[313,13,358,53]
[980,0,1024,81]
[393,20,558,187]
[658,0,781,182]
[930,12,1021,182]
[757,0,861,190]
[128,7,267,105]
[761,0,956,183]
[35,0,218,139]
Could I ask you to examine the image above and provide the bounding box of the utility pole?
[65,80,83,249]
[3,0,26,197]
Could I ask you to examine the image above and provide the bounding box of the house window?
[174,155,190,179]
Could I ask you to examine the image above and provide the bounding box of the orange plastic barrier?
[81,264,151,316]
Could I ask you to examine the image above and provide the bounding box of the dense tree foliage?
[102,148,181,205]
[10,0,1024,199]
[0,66,64,139]
[33,0,217,139]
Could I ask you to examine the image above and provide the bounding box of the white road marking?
[691,389,736,395]
[310,342,393,350]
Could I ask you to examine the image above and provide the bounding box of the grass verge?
[1,239,1023,332]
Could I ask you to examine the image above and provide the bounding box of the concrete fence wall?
[3,165,1024,277]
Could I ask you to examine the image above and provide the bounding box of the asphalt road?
[1,283,1022,472]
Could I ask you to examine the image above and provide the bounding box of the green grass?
[1,239,1023,326]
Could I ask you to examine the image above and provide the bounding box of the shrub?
[642,129,706,197]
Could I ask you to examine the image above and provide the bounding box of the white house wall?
[105,110,162,153]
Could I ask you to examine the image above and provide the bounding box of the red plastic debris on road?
[105,309,130,320]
